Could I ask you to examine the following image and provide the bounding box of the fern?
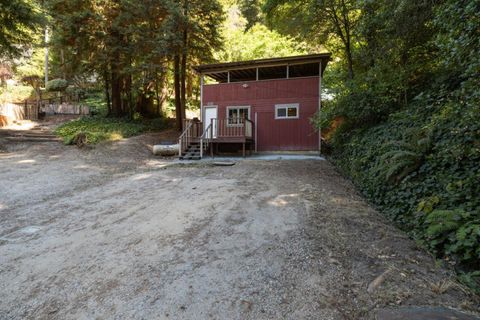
[376,129,432,183]
[423,209,480,265]
[458,271,480,293]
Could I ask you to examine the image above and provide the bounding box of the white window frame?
[226,106,251,126]
[275,103,299,119]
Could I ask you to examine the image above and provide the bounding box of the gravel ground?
[0,130,479,319]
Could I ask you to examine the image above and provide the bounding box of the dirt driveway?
[0,134,478,319]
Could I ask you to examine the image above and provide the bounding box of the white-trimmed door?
[204,106,218,138]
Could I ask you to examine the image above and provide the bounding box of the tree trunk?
[125,72,132,117]
[111,68,122,117]
[344,26,354,79]
[104,69,111,115]
[109,25,124,117]
[345,42,354,80]
[44,27,49,85]
[174,54,183,131]
[155,70,167,116]
[327,3,354,80]
[60,49,66,79]
[180,0,189,122]
[155,72,161,116]
[124,40,133,117]
[180,53,187,122]
[137,77,154,117]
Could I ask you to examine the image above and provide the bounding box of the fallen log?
[153,144,179,156]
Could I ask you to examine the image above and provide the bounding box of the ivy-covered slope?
[324,0,480,292]
[330,92,479,289]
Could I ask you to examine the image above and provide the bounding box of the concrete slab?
[200,154,325,162]
[377,307,480,320]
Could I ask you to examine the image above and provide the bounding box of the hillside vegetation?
[316,0,480,291]
[263,0,480,292]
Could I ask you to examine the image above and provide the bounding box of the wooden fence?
[0,97,89,122]
[0,103,39,121]
[24,104,39,120]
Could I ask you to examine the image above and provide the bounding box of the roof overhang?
[194,53,331,82]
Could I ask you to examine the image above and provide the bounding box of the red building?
[179,54,331,159]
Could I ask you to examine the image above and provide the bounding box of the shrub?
[0,85,34,103]
[65,86,86,97]
[54,116,172,145]
[420,209,479,261]
[148,117,170,130]
[82,91,108,116]
[55,117,147,145]
[46,78,68,92]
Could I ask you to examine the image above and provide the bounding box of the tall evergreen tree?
[0,0,44,58]
[47,0,223,121]
[172,0,224,130]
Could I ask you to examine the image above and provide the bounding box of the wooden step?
[5,136,61,142]
[178,141,208,160]
[179,155,201,160]
[10,134,57,138]
[181,151,201,157]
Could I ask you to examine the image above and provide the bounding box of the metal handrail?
[199,123,212,158]
[178,120,193,157]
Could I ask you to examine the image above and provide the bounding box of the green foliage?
[65,86,86,97]
[238,0,264,30]
[435,0,480,82]
[132,112,143,121]
[0,85,34,103]
[264,0,359,78]
[321,2,479,291]
[215,22,306,62]
[81,90,109,116]
[421,209,479,260]
[377,129,432,183]
[15,47,45,79]
[329,96,480,288]
[0,0,45,58]
[46,78,68,92]
[458,271,480,293]
[319,0,480,293]
[320,0,440,127]
[47,0,224,117]
[54,116,170,145]
[419,208,480,292]
[215,2,306,63]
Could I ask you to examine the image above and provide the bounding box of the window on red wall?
[275,104,299,119]
[227,106,251,125]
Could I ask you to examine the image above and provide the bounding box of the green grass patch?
[55,116,170,145]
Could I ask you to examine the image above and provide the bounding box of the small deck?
[179,118,254,159]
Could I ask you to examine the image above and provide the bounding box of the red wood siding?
[203,77,320,151]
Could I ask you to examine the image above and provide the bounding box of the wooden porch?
[179,118,254,159]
